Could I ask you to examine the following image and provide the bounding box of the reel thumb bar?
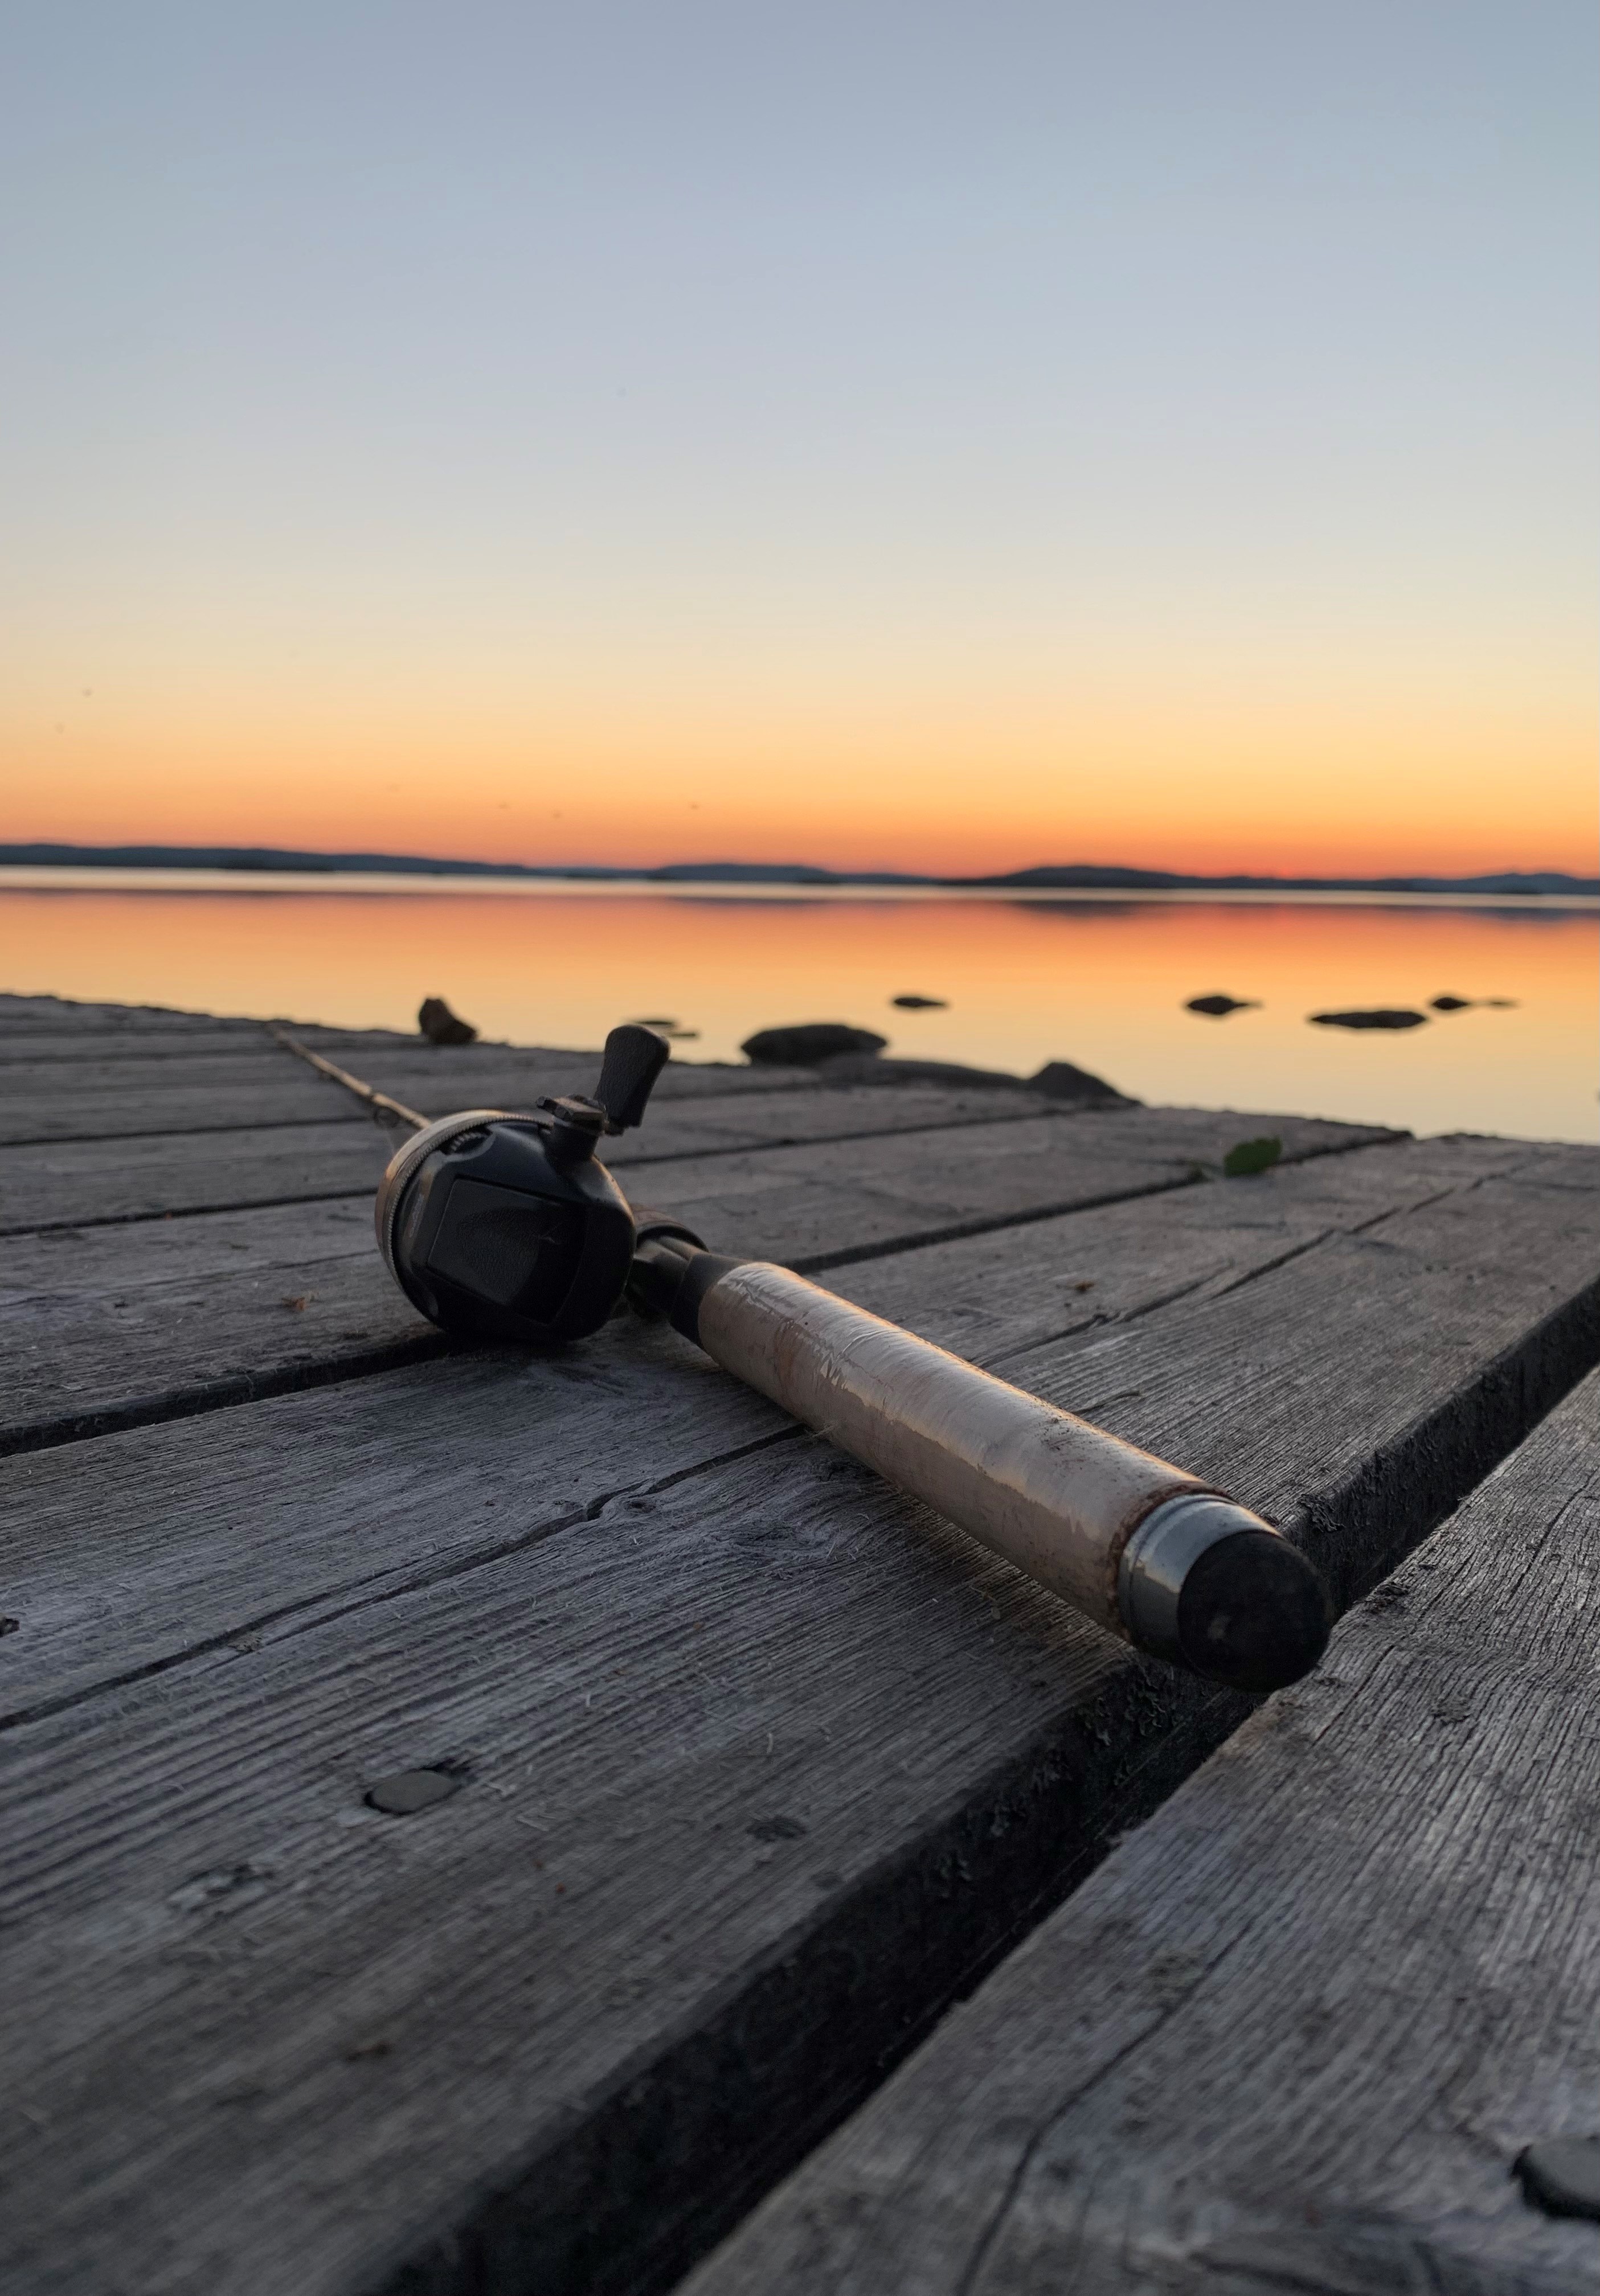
[633,1242,1330,1692]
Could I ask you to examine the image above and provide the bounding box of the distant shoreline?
[2,843,1595,901]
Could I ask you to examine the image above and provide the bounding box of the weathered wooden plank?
[0,1197,444,1452]
[0,1043,829,1143]
[0,993,257,1034]
[0,1118,398,1233]
[0,1133,1516,1642]
[1,1144,1595,2296]
[834,1130,1550,1362]
[617,1106,1397,1277]
[986,1148,1600,1618]
[0,997,471,1046]
[0,1110,1401,1449]
[681,1364,1600,2296]
[0,1025,431,1064]
[0,1027,309,1063]
[1,1136,1587,1714]
[308,1038,822,1104]
[0,1083,1038,1233]
[0,1059,376,1138]
[0,1081,1384,1240]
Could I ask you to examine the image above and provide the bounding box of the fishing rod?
[267,1023,428,1133]
[268,1020,1330,1691]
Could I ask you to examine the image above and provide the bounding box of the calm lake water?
[2,870,1595,1145]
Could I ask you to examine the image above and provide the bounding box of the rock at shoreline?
[742,1023,887,1066]
[809,1051,1134,1104]
[817,1052,1017,1088]
[1309,1008,1428,1031]
[1186,993,1259,1017]
[1032,1059,1136,1105]
[891,994,948,1009]
[741,1023,1132,1106]
[418,997,478,1046]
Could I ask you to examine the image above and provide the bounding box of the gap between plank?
[793,1124,1411,1277]
[0,1098,1081,1237]
[358,1273,1600,2296]
[10,1245,1599,1757]
[0,1129,1409,1458]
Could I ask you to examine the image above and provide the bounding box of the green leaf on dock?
[1223,1135,1283,1178]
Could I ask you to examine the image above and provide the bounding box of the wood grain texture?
[0,1019,590,1061]
[605,1108,1397,1278]
[1,1144,1595,2296]
[0,1110,1400,1450]
[0,993,261,1034]
[0,1137,1522,1694]
[0,1195,444,1453]
[0,1059,379,1139]
[0,1044,825,1144]
[0,1118,399,1234]
[0,1022,507,1064]
[682,1364,1600,2296]
[0,1027,347,1063]
[0,1084,1044,1233]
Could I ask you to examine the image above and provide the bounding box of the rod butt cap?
[1120,1494,1330,1691]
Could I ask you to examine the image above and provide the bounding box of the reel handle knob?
[595,1025,672,1131]
[537,1024,674,1166]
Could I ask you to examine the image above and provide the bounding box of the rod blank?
[266,1024,428,1133]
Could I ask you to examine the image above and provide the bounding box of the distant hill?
[0,842,629,879]
[979,863,1600,898]
[2,842,1594,899]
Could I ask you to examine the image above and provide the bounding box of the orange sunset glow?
[7,656,1595,880]
[3,11,1594,889]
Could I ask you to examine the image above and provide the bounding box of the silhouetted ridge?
[2,844,1594,898]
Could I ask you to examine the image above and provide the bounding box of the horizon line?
[1,840,1596,898]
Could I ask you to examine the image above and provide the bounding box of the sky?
[2,2,1595,879]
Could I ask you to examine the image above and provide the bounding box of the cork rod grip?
[694,1260,1193,1631]
[678,1258,1330,1690]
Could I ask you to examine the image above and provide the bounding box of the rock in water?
[1308,1008,1428,1031]
[1431,995,1471,1011]
[1186,993,1259,1017]
[627,1016,699,1039]
[741,1023,887,1066]
[891,994,948,1009]
[418,997,478,1046]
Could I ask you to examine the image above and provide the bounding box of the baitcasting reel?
[374,1024,701,1343]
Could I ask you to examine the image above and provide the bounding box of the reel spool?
[373,1024,694,1342]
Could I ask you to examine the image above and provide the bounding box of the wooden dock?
[3,993,1597,2296]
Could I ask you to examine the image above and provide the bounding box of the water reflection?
[0,877,1593,1145]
